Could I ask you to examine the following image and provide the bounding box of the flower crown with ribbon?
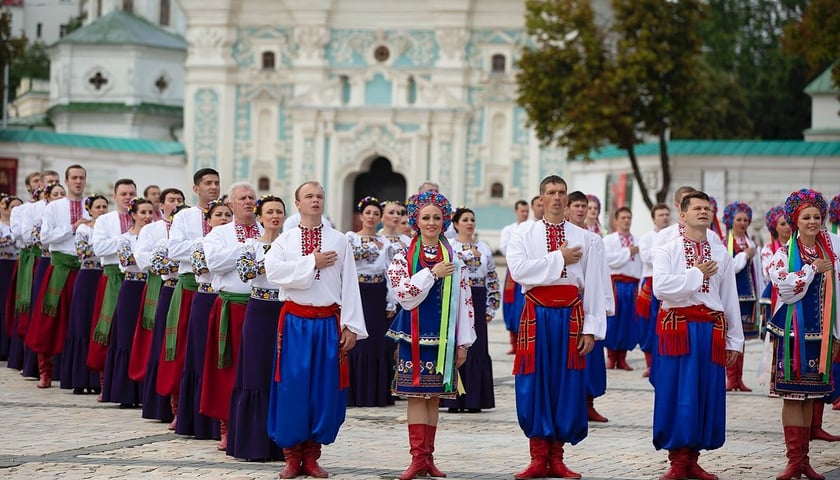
[406,190,452,233]
[722,201,752,230]
[784,188,827,229]
[254,194,284,216]
[203,199,228,220]
[44,181,63,197]
[708,195,718,213]
[829,194,840,225]
[764,205,785,239]
[128,196,151,214]
[84,195,108,213]
[356,196,381,213]
[1,195,20,209]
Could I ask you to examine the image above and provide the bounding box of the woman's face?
[775,216,791,241]
[209,205,233,227]
[383,204,402,228]
[133,203,155,227]
[733,212,750,235]
[417,204,443,240]
[360,205,381,229]
[90,199,109,220]
[258,201,285,230]
[49,187,66,202]
[586,201,599,221]
[796,206,822,239]
[455,212,476,237]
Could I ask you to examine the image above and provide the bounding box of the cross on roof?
[89,72,108,90]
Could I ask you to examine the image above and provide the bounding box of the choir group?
[1,166,840,480]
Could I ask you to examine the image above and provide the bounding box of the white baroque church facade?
[179,0,584,232]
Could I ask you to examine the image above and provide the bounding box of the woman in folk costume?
[380,200,412,255]
[767,188,840,480]
[708,196,725,242]
[761,206,791,329]
[818,196,840,425]
[61,195,108,394]
[102,197,155,407]
[0,196,23,361]
[226,195,285,461]
[172,200,229,440]
[722,201,761,392]
[441,207,499,413]
[584,194,602,235]
[387,191,476,480]
[346,196,397,408]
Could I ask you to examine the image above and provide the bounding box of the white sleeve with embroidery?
[387,252,435,311]
[768,248,817,306]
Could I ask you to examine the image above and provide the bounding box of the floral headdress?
[764,205,785,239]
[406,190,452,233]
[586,194,600,212]
[708,195,718,213]
[829,194,840,226]
[380,200,404,208]
[356,196,381,213]
[44,181,63,198]
[204,199,228,220]
[84,195,108,213]
[128,196,149,214]
[784,188,827,230]
[722,201,752,230]
[1,195,21,209]
[254,194,284,216]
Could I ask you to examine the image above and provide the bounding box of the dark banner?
[0,157,18,196]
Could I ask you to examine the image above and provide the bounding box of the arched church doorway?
[351,156,406,231]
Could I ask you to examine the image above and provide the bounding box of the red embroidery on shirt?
[301,224,324,279]
[234,223,260,243]
[70,200,83,225]
[118,212,132,234]
[683,236,712,293]
[543,219,567,278]
[620,232,635,260]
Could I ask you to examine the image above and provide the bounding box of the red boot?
[659,449,689,480]
[217,421,228,451]
[735,355,752,392]
[587,395,608,423]
[302,440,329,478]
[399,424,427,479]
[168,394,178,431]
[424,425,446,478]
[278,444,303,479]
[725,363,738,391]
[616,350,634,371]
[799,426,825,480]
[606,349,617,369]
[37,354,52,388]
[833,398,840,411]
[507,331,517,355]
[776,426,803,480]
[685,450,718,480]
[514,437,550,479]
[810,402,840,442]
[548,441,581,479]
[643,351,652,378]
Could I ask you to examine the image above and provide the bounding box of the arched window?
[340,75,351,104]
[258,176,270,192]
[406,76,416,105]
[261,51,276,70]
[491,182,504,198]
[491,54,506,74]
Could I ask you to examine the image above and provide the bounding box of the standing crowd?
[1,166,840,480]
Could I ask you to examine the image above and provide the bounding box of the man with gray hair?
[418,181,439,193]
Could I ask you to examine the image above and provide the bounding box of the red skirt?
[199,297,246,421]
[4,260,18,338]
[156,288,196,396]
[25,266,78,355]
[127,284,152,381]
[86,275,109,371]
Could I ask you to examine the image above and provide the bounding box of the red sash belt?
[503,270,516,304]
[274,302,348,390]
[657,304,728,366]
[636,277,653,318]
[514,284,584,375]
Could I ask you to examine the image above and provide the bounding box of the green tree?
[782,0,840,94]
[9,41,50,102]
[1,9,27,108]
[517,0,713,209]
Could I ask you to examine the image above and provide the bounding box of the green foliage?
[9,41,50,102]
[1,10,28,102]
[783,0,840,94]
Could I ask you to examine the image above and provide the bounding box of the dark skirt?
[175,291,220,439]
[16,256,50,378]
[141,285,175,422]
[347,281,395,407]
[769,335,833,400]
[442,286,495,410]
[60,268,102,390]
[101,279,143,405]
[227,297,284,460]
[200,296,246,421]
[0,259,17,360]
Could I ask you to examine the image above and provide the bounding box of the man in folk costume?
[500,199,530,355]
[264,181,367,479]
[566,190,613,423]
[27,165,89,388]
[87,179,137,389]
[656,186,724,250]
[506,175,608,479]
[652,191,744,480]
[636,203,671,378]
[157,169,220,410]
[603,206,642,371]
[722,201,761,392]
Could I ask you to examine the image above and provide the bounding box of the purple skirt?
[101,279,143,405]
[141,284,175,422]
[175,291,220,439]
[347,281,395,407]
[60,268,102,390]
[0,259,16,360]
[442,286,495,410]
[226,297,284,460]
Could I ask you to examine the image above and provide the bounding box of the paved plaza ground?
[3,313,840,479]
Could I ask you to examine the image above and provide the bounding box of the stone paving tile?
[4,302,840,479]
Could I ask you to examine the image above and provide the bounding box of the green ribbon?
[163,273,198,361]
[140,274,163,331]
[41,251,81,317]
[92,265,125,346]
[216,291,250,369]
[14,245,39,313]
